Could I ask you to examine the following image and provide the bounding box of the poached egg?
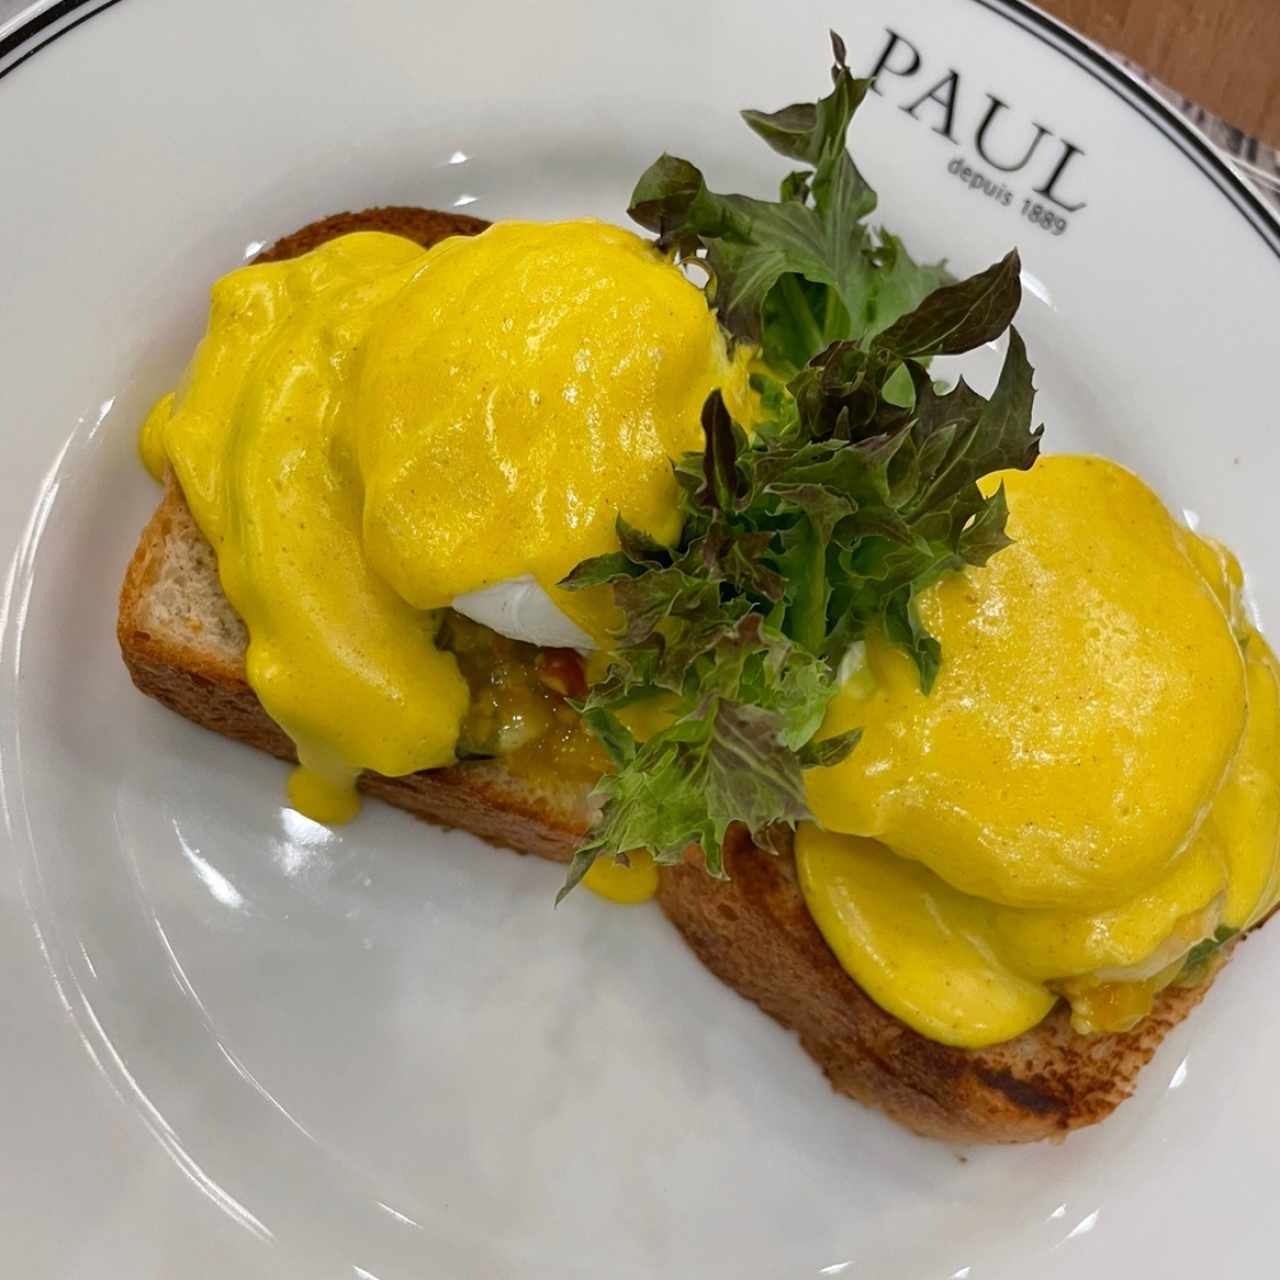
[799,456,1280,1045]
[140,220,751,821]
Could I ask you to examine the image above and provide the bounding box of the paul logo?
[867,28,1087,230]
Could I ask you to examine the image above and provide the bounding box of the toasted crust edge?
[657,842,1229,1142]
[118,478,590,864]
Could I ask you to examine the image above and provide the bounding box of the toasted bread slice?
[117,206,1238,1143]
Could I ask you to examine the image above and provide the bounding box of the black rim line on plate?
[972,0,1280,254]
[0,0,123,79]
[1,0,1276,258]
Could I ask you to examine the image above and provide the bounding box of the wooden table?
[1039,0,1280,148]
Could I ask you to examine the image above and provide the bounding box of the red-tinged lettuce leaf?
[556,35,1047,895]
[873,251,1023,359]
[558,287,1041,889]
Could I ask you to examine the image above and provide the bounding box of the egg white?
[451,575,595,650]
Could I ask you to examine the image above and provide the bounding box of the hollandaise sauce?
[141,221,748,826]
[800,456,1280,1046]
[583,850,660,904]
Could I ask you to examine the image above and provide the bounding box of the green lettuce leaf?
[628,31,948,377]
[554,32,1047,896]
[560,260,1043,892]
[1178,925,1238,984]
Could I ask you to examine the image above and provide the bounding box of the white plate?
[2,1,1277,1275]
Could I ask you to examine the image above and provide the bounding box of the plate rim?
[1,3,1279,1275]
[2,0,1277,260]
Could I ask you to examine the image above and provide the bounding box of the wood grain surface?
[1038,0,1280,147]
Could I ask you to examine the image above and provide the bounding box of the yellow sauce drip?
[796,827,1056,1047]
[583,850,660,904]
[1213,629,1280,929]
[798,455,1280,1046]
[141,222,748,821]
[287,766,361,826]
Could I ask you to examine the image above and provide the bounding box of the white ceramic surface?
[2,1,1277,1276]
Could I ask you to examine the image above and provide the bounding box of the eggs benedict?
[799,455,1280,1045]
[140,220,750,825]
[119,32,1279,1140]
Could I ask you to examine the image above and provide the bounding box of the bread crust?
[117,205,1240,1143]
[118,469,592,864]
[657,840,1227,1141]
